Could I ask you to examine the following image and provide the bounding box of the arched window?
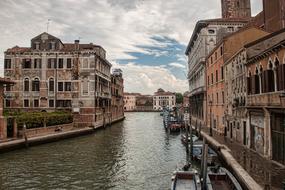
[32,78,40,91]
[49,78,54,92]
[266,61,275,92]
[24,78,29,92]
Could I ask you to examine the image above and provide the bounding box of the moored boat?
[181,134,199,144]
[206,166,243,190]
[171,170,201,190]
[192,142,218,165]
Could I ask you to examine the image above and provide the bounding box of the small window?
[34,99,39,107]
[216,93,219,104]
[58,82,63,91]
[24,78,29,92]
[82,78,88,95]
[23,59,31,69]
[215,52,217,60]
[227,27,234,32]
[49,78,54,92]
[216,70,218,82]
[5,84,11,92]
[67,58,72,68]
[220,46,223,56]
[24,99,29,107]
[221,67,224,80]
[222,91,224,104]
[47,58,57,68]
[58,58,64,68]
[4,59,11,69]
[65,82,72,91]
[82,59,88,68]
[49,99,54,108]
[5,99,11,107]
[211,73,214,84]
[208,29,215,34]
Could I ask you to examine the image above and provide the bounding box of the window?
[4,59,11,69]
[221,66,224,80]
[49,78,54,92]
[211,57,213,65]
[211,73,214,84]
[65,82,72,91]
[49,42,55,50]
[208,29,215,34]
[24,78,29,91]
[34,59,42,69]
[222,91,224,104]
[58,82,63,91]
[216,93,219,104]
[23,59,31,69]
[24,99,29,107]
[32,78,40,91]
[58,58,64,68]
[67,58,72,68]
[216,70,218,82]
[227,27,234,32]
[56,100,72,107]
[82,59,88,68]
[5,84,11,91]
[82,78,88,95]
[220,46,223,56]
[5,100,11,107]
[34,99,39,107]
[208,76,210,86]
[47,58,57,68]
[49,99,54,107]
[215,52,217,60]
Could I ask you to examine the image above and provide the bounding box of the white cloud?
[113,62,188,94]
[0,0,263,92]
[169,62,186,69]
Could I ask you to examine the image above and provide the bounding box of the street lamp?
[209,100,213,137]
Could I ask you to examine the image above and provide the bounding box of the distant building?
[111,69,124,121]
[136,95,153,112]
[153,88,176,111]
[123,93,140,111]
[4,32,120,128]
[0,78,14,140]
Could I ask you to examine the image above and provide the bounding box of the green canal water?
[0,112,195,190]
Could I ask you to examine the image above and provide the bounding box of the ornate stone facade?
[4,32,122,128]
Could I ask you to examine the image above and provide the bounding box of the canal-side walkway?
[0,116,125,153]
[197,126,285,190]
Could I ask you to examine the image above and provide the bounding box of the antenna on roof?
[46,19,51,33]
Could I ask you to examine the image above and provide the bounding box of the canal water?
[0,112,192,190]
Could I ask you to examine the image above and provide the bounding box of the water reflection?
[0,112,187,190]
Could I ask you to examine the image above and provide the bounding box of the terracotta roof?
[5,46,31,53]
[0,78,15,84]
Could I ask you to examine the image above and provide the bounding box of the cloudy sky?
[0,0,262,94]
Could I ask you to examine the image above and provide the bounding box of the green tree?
[175,93,183,104]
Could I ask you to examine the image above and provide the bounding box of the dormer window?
[49,42,55,50]
[35,42,40,50]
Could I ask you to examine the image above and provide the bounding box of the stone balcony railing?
[246,91,284,107]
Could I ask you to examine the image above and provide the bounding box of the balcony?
[247,91,283,108]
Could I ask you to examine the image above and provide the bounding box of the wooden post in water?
[202,144,208,190]
[185,117,189,165]
[23,123,28,148]
[200,138,206,178]
[189,116,193,160]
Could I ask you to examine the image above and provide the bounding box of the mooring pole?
[23,123,28,148]
[202,144,208,190]
[200,138,206,178]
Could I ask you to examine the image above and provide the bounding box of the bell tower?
[221,0,251,19]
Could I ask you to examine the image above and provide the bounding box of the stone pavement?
[199,126,285,190]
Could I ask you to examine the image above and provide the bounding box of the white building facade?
[153,89,176,111]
